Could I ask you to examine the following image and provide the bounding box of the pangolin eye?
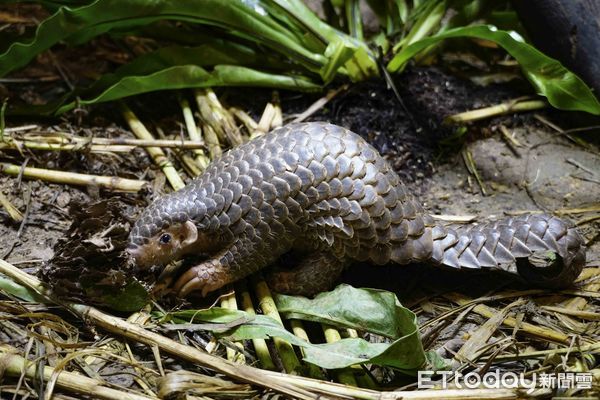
[159,233,172,244]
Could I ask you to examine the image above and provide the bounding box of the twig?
[461,149,487,196]
[292,85,348,123]
[0,163,147,192]
[566,158,596,176]
[2,183,31,259]
[0,137,208,152]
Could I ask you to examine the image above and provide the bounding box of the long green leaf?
[387,24,600,115]
[0,0,327,77]
[54,65,319,114]
[275,284,418,339]
[87,43,289,95]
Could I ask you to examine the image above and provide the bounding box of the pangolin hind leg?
[266,251,348,296]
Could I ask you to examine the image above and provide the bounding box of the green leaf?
[387,24,600,115]
[157,285,426,372]
[88,280,149,312]
[54,65,319,114]
[165,307,251,324]
[275,284,418,339]
[0,0,327,77]
[229,315,424,372]
[0,274,47,303]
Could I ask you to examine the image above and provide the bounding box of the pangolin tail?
[429,214,586,288]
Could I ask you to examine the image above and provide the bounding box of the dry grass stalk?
[229,107,259,132]
[195,89,243,146]
[203,124,222,160]
[157,370,255,399]
[498,125,522,148]
[432,214,476,223]
[120,103,185,191]
[455,299,525,363]
[0,162,146,192]
[292,84,349,123]
[0,345,157,400]
[0,136,207,152]
[179,97,210,170]
[444,293,571,344]
[445,98,547,124]
[0,191,23,222]
[462,149,487,196]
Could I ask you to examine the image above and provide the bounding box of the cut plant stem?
[0,191,22,222]
[220,289,246,364]
[321,324,358,387]
[0,163,146,192]
[179,96,209,170]
[237,281,277,371]
[252,276,302,374]
[445,99,547,124]
[230,107,258,132]
[203,124,222,160]
[254,102,276,137]
[0,345,157,400]
[120,103,185,191]
[288,320,326,379]
[254,93,282,138]
[195,89,243,146]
